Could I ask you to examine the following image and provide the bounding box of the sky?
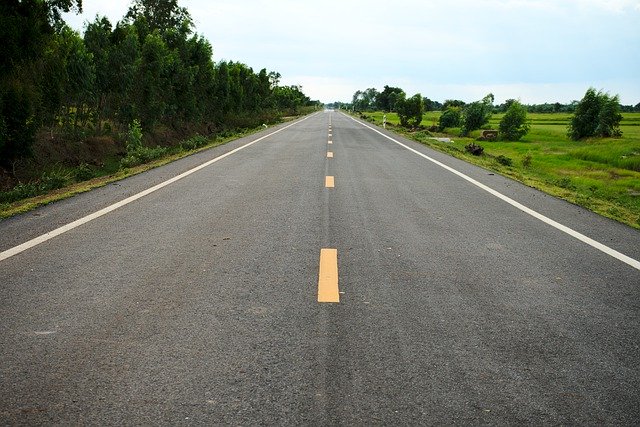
[63,0,640,105]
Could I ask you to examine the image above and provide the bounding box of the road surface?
[1,111,639,425]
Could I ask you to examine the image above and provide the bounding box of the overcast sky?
[64,0,640,105]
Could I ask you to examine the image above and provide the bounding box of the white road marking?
[348,114,640,271]
[0,115,316,262]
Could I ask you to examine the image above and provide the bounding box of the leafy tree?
[108,23,140,125]
[0,0,82,163]
[423,97,435,111]
[461,93,494,136]
[125,0,192,38]
[351,88,378,111]
[58,26,96,128]
[442,99,465,110]
[567,88,622,140]
[376,85,405,112]
[397,93,424,127]
[84,16,113,128]
[499,100,530,141]
[136,32,171,128]
[0,80,38,164]
[438,107,461,130]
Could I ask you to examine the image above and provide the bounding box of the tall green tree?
[499,100,530,141]
[376,85,405,112]
[125,0,192,39]
[461,93,494,136]
[397,93,424,127]
[568,88,622,140]
[0,0,82,164]
[136,32,172,128]
[438,107,461,130]
[84,16,113,128]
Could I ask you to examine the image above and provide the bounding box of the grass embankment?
[360,111,640,229]
[0,121,294,219]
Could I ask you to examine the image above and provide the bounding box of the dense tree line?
[348,86,638,116]
[0,0,317,168]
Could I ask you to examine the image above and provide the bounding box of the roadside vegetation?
[357,109,640,229]
[338,85,639,228]
[0,0,319,217]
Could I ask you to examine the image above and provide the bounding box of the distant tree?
[438,107,461,130]
[351,88,378,111]
[461,93,493,136]
[496,99,516,113]
[431,100,443,111]
[499,100,530,141]
[397,93,424,127]
[125,0,192,38]
[567,88,622,140]
[376,85,405,112]
[423,97,434,111]
[442,99,465,110]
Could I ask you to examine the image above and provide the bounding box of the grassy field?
[360,111,640,229]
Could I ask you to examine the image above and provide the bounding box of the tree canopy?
[0,0,317,166]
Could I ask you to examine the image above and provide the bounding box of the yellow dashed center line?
[325,176,335,188]
[327,151,334,158]
[318,249,339,303]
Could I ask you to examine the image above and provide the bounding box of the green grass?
[359,111,640,229]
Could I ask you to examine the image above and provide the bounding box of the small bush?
[126,119,143,153]
[555,177,575,189]
[39,169,71,191]
[438,107,461,131]
[0,168,71,204]
[522,152,533,168]
[461,94,493,136]
[499,100,530,141]
[74,163,95,181]
[181,134,209,151]
[496,155,513,166]
[120,119,167,168]
[465,143,484,156]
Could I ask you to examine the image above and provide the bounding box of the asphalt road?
[1,111,639,425]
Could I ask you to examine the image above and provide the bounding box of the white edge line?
[346,113,640,272]
[0,114,316,262]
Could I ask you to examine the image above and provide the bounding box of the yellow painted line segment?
[325,176,335,188]
[318,249,339,303]
[327,151,334,158]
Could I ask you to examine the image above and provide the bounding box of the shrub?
[461,93,494,136]
[181,134,209,150]
[120,119,167,168]
[397,93,424,128]
[496,155,513,166]
[499,100,530,141]
[568,88,622,140]
[74,163,95,181]
[126,119,143,153]
[438,107,461,131]
[465,142,484,156]
[0,81,38,166]
[522,152,533,168]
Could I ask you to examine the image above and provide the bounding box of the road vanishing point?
[1,111,639,425]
